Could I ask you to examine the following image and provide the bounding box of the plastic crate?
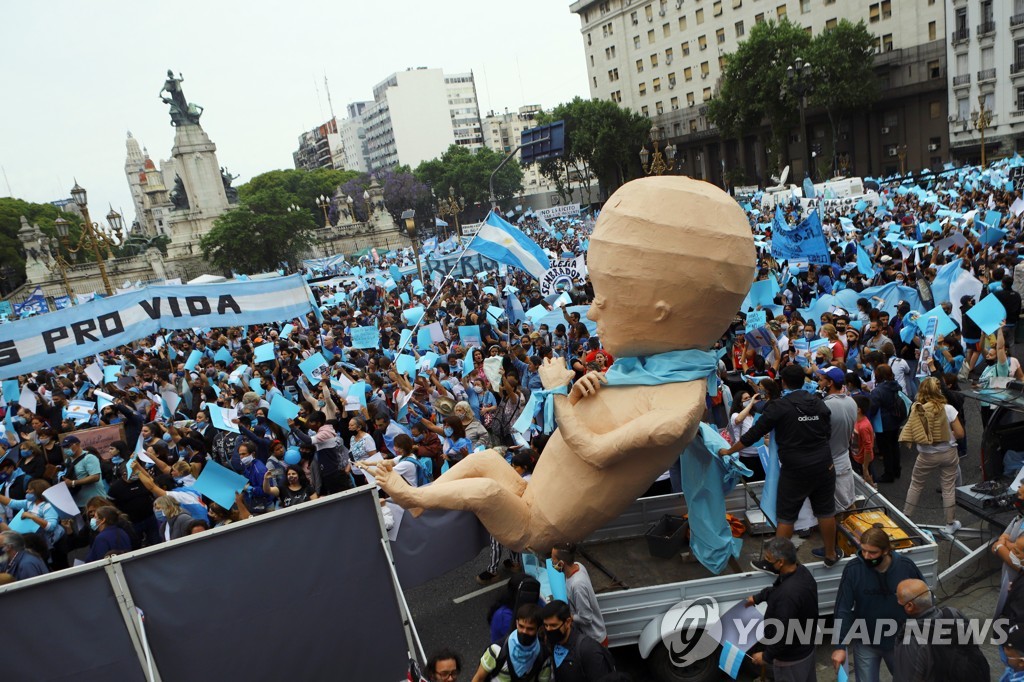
[645,514,688,559]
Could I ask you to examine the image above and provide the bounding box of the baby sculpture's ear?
[653,300,672,323]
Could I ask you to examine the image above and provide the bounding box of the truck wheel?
[647,640,722,682]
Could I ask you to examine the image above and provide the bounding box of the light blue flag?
[966,294,1007,335]
[931,258,963,305]
[758,441,780,526]
[802,176,816,199]
[470,212,551,280]
[2,379,21,403]
[191,460,249,510]
[183,350,202,372]
[350,326,380,349]
[718,641,745,680]
[266,393,300,429]
[980,227,1006,247]
[254,342,275,364]
[384,277,397,292]
[856,244,875,278]
[525,304,548,326]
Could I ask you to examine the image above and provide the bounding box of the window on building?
[634,35,641,48]
[800,0,810,13]
[825,18,837,30]
[606,45,616,59]
[646,4,654,21]
[651,53,660,67]
[669,72,677,86]
[608,68,620,81]
[656,101,665,114]
[666,46,674,63]
[648,29,656,43]
[699,35,707,50]
[690,119,698,133]
[631,10,639,25]
[600,1,610,14]
[611,90,623,103]
[716,28,725,44]
[593,76,598,88]
[642,105,650,116]
[1017,87,1024,112]
[957,97,969,120]
[755,12,765,24]
[882,34,893,51]
[687,92,695,105]
[713,1,723,17]
[929,101,941,118]
[660,0,668,13]
[678,16,687,30]
[703,87,712,101]
[983,92,995,112]
[982,0,993,23]
[777,4,787,19]
[825,0,835,4]
[1016,38,1024,65]
[653,77,662,92]
[719,55,726,69]
[955,7,967,33]
[640,82,647,96]
[869,3,880,23]
[684,66,693,80]
[881,0,891,19]
[590,54,595,66]
[883,112,898,128]
[733,0,742,8]
[671,96,679,109]
[928,21,936,41]
[637,59,645,72]
[736,20,745,37]
[587,33,592,46]
[928,60,940,79]
[701,61,710,76]
[682,41,691,55]
[696,8,704,23]
[929,136,941,149]
[664,22,671,38]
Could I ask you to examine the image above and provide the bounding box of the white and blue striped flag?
[471,212,551,280]
[718,640,745,679]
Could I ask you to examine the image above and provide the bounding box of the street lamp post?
[897,144,908,175]
[639,126,677,176]
[316,194,331,226]
[402,209,425,285]
[785,57,814,181]
[363,189,373,219]
[42,225,75,300]
[436,186,466,239]
[971,94,993,167]
[67,182,124,295]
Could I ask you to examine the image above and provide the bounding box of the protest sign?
[539,256,586,296]
[59,424,125,459]
[0,275,318,380]
[966,294,1007,335]
[42,482,81,517]
[350,326,380,349]
[459,325,482,348]
[535,203,581,220]
[191,460,249,510]
[744,310,767,332]
[916,316,940,378]
[267,394,300,429]
[771,208,830,266]
[298,352,330,384]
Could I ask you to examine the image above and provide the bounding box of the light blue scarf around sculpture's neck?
[604,349,721,394]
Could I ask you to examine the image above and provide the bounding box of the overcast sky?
[0,0,589,225]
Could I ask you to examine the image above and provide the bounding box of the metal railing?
[951,27,970,43]
[1012,13,1024,27]
[977,20,996,36]
[978,68,997,81]
[953,73,971,86]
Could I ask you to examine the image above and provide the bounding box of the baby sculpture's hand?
[570,371,608,405]
[539,357,575,390]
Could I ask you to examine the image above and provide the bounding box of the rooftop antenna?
[325,72,337,122]
[313,76,326,123]
[1,165,12,197]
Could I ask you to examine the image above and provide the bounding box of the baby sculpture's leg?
[433,450,528,497]
[381,473,533,550]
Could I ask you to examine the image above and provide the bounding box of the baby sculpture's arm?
[539,358,698,470]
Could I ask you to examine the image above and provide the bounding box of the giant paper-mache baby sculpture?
[374,176,756,552]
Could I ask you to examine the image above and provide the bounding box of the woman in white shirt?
[903,377,965,535]
[728,389,764,481]
[348,416,378,485]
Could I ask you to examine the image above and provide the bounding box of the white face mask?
[241,455,254,466]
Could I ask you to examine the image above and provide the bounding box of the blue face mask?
[89,517,99,531]
[444,427,454,437]
[0,473,8,483]
[63,447,75,458]
[154,511,165,522]
[25,493,36,503]
[12,416,25,425]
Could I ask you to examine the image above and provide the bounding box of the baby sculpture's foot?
[373,459,424,517]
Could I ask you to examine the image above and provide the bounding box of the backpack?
[485,633,550,682]
[399,456,432,487]
[895,390,911,424]
[928,607,990,682]
[513,574,541,614]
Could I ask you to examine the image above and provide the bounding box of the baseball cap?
[61,435,80,447]
[1007,623,1024,652]
[821,367,845,386]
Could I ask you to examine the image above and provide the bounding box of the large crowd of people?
[2,158,1024,679]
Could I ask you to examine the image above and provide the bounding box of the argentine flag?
[718,640,745,679]
[471,212,551,280]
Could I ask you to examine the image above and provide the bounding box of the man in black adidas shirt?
[718,364,843,569]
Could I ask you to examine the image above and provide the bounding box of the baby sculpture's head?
[586,176,756,357]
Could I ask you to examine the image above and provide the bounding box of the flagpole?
[393,215,488,356]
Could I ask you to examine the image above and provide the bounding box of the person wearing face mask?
[744,537,818,681]
[440,416,471,467]
[231,441,273,514]
[262,465,318,508]
[539,600,615,682]
[84,506,131,562]
[0,478,63,552]
[831,528,925,682]
[151,494,195,541]
[471,603,552,682]
[994,484,1024,616]
[0,530,48,581]
[550,543,606,646]
[61,436,106,510]
[410,422,443,482]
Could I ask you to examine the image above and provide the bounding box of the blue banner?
[0,275,317,380]
[771,208,830,266]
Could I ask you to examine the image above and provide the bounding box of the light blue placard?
[417,327,433,351]
[281,323,295,338]
[420,351,440,370]
[184,350,202,371]
[545,558,568,602]
[8,511,38,534]
[267,393,300,429]
[746,278,779,308]
[459,325,482,348]
[483,286,498,296]
[411,279,424,296]
[403,306,425,325]
[980,227,1006,248]
[214,347,233,365]
[399,292,410,305]
[914,307,957,337]
[745,310,767,332]
[2,379,20,402]
[399,329,413,349]
[525,304,548,325]
[395,354,418,378]
[350,326,380,349]
[389,265,403,282]
[208,407,239,434]
[384,277,397,292]
[349,381,368,407]
[103,365,121,384]
[250,376,264,397]
[966,294,1007,336]
[254,342,276,364]
[486,305,505,323]
[191,460,250,510]
[299,352,330,384]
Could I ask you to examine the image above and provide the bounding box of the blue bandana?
[507,631,541,677]
[604,349,721,395]
[553,644,569,668]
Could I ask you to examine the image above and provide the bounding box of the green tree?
[0,197,87,291]
[414,145,524,208]
[806,20,880,176]
[535,97,650,203]
[239,167,360,227]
